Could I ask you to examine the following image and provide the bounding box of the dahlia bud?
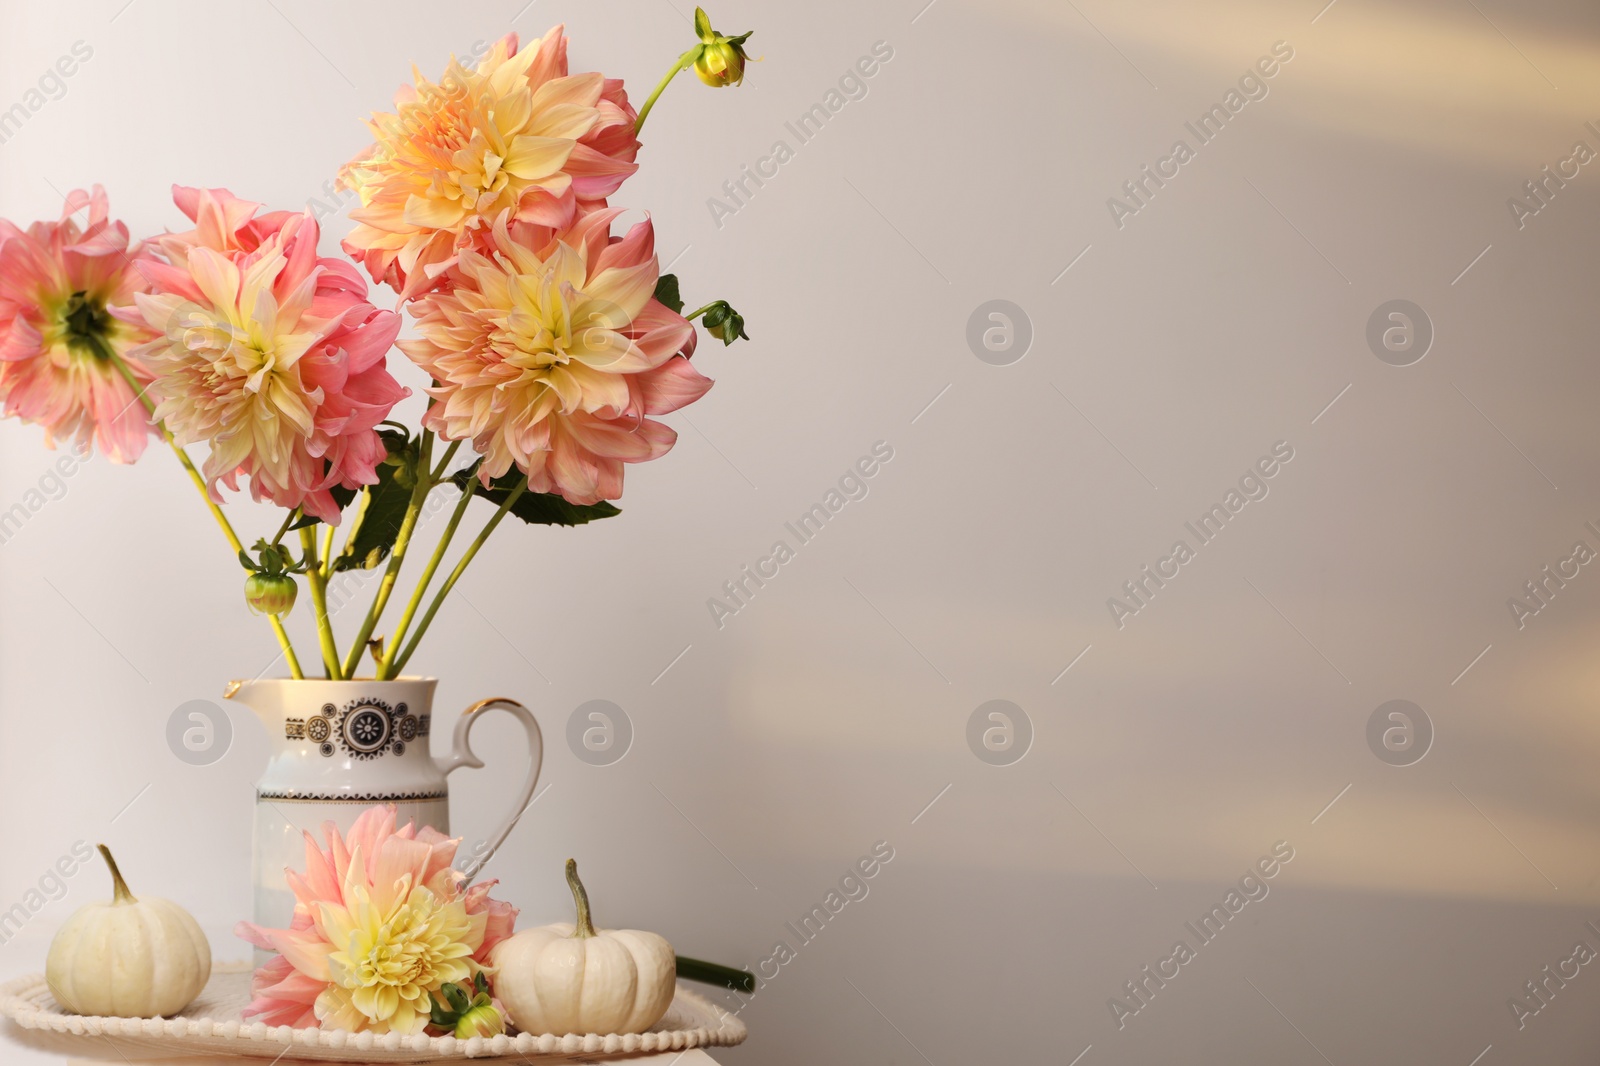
[453,1000,506,1039]
[430,973,505,1038]
[239,538,301,616]
[700,301,749,345]
[244,573,297,617]
[692,7,753,88]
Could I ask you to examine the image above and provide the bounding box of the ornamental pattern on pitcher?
[283,699,421,760]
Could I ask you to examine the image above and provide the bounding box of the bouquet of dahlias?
[0,12,752,682]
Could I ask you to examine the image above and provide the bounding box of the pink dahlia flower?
[0,186,160,463]
[236,805,517,1034]
[126,187,407,524]
[339,28,641,299]
[399,208,713,505]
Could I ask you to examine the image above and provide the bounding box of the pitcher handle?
[435,697,543,883]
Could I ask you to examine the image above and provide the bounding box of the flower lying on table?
[236,805,516,1035]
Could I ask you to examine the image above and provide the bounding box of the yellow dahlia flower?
[339,28,640,299]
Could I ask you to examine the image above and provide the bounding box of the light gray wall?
[3,0,1600,1062]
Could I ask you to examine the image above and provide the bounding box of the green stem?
[103,348,304,679]
[318,524,333,576]
[379,480,475,679]
[675,956,756,994]
[96,844,137,905]
[268,509,298,549]
[430,439,462,482]
[300,528,343,679]
[387,481,525,677]
[566,858,597,938]
[339,490,370,562]
[683,302,718,320]
[341,433,434,677]
[634,47,702,134]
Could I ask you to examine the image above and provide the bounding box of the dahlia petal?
[511,185,575,228]
[524,101,600,142]
[299,831,343,903]
[264,927,336,981]
[258,966,328,1004]
[501,135,577,181]
[565,143,640,199]
[593,216,655,274]
[0,315,42,362]
[186,247,241,315]
[131,259,205,303]
[546,429,603,502]
[347,806,397,872]
[235,920,276,951]
[370,835,433,915]
[566,411,676,462]
[0,231,65,299]
[403,194,468,230]
[636,355,714,415]
[523,25,569,86]
[582,259,658,325]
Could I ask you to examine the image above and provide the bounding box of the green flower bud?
[244,572,297,617]
[429,972,505,1038]
[453,1001,506,1039]
[692,8,753,88]
[700,301,749,346]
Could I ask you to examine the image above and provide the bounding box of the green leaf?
[331,433,423,572]
[449,463,621,527]
[444,982,471,1014]
[654,273,684,314]
[331,467,412,572]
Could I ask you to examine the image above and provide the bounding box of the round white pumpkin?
[45,845,211,1018]
[491,859,675,1035]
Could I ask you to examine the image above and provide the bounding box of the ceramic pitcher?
[225,677,542,931]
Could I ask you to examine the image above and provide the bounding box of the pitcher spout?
[223,677,285,730]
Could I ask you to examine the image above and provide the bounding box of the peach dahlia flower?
[126,188,407,524]
[340,28,641,299]
[237,805,517,1034]
[0,186,159,462]
[399,208,712,505]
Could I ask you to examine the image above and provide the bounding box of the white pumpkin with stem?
[45,845,211,1018]
[491,859,676,1035]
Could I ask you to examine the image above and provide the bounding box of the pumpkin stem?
[96,844,137,905]
[566,858,597,939]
